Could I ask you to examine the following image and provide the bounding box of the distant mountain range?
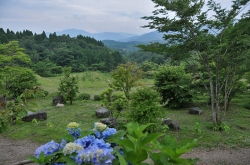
[46,28,165,43]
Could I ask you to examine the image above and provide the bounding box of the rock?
[100,118,117,128]
[162,118,180,130]
[96,108,110,118]
[188,107,202,115]
[22,111,47,122]
[52,95,65,105]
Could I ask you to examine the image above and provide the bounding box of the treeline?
[0,28,125,76]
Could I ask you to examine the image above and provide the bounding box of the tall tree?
[111,62,142,100]
[140,0,250,125]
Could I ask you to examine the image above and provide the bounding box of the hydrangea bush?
[28,122,198,165]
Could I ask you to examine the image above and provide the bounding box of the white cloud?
[0,0,249,34]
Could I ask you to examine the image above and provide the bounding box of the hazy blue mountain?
[46,28,166,43]
[46,29,138,41]
[119,31,165,43]
[102,40,145,52]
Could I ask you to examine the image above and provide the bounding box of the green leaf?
[116,139,135,150]
[140,132,163,147]
[26,156,41,163]
[115,150,127,165]
[106,130,126,142]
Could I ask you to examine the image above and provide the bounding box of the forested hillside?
[0,28,124,76]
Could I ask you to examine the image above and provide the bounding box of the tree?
[0,41,37,103]
[111,62,142,100]
[58,67,79,105]
[140,0,250,125]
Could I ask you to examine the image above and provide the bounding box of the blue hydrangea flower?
[101,128,117,139]
[59,139,67,149]
[74,136,115,165]
[67,127,81,140]
[75,135,96,148]
[35,140,60,158]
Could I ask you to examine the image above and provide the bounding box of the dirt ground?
[0,136,250,165]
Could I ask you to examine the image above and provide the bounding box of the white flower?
[63,142,83,155]
[67,122,79,129]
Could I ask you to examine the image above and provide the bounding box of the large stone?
[100,118,117,128]
[188,107,202,115]
[96,108,110,118]
[22,111,47,122]
[52,95,65,105]
[162,118,180,130]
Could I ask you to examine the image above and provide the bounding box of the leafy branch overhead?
[140,0,250,125]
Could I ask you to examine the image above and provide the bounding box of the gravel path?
[0,136,250,165]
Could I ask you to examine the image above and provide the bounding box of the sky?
[0,0,249,35]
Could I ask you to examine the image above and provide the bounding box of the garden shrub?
[93,95,101,101]
[243,100,250,110]
[77,93,90,100]
[155,65,194,109]
[130,87,162,131]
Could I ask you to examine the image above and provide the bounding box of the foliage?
[58,67,79,105]
[243,100,250,110]
[93,95,102,101]
[155,65,193,108]
[1,28,125,74]
[32,58,62,77]
[130,87,162,131]
[7,68,38,97]
[108,122,198,165]
[111,62,142,100]
[0,86,46,133]
[140,0,250,125]
[0,41,38,99]
[212,122,230,134]
[194,122,202,134]
[77,93,90,100]
[100,88,128,119]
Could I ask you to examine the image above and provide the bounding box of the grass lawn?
[1,71,250,150]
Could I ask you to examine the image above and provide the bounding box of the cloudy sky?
[0,0,249,35]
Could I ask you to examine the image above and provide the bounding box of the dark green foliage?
[93,95,101,101]
[58,67,79,105]
[1,29,125,74]
[32,58,62,77]
[130,87,162,131]
[111,62,142,100]
[243,100,250,110]
[77,93,91,100]
[100,88,128,119]
[155,66,193,109]
[8,68,38,97]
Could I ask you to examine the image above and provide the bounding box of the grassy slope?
[1,71,250,149]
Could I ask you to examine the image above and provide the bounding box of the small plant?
[162,125,169,133]
[213,122,230,134]
[93,94,101,101]
[194,122,202,134]
[32,118,38,124]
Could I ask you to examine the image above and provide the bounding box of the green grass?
[1,71,250,150]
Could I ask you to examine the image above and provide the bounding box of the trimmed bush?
[77,93,90,100]
[155,65,193,109]
[94,95,102,101]
[130,87,162,132]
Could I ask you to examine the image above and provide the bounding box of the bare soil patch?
[1,136,250,165]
